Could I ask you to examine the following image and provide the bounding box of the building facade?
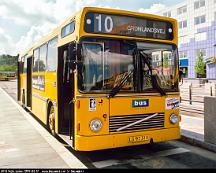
[158,0,216,79]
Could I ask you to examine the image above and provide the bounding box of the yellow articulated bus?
[0,72,16,81]
[18,7,180,151]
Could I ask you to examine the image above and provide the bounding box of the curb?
[180,133,216,153]
[0,87,87,169]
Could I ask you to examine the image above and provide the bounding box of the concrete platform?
[180,115,216,153]
[0,87,86,168]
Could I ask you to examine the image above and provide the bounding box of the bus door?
[17,61,22,101]
[26,57,32,108]
[58,43,76,146]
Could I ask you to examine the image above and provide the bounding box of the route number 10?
[95,14,113,33]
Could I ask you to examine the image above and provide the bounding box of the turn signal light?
[76,100,80,109]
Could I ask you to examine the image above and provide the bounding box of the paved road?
[1,80,216,169]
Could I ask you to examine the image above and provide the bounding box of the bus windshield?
[79,38,178,94]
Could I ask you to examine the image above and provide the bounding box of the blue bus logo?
[132,99,149,108]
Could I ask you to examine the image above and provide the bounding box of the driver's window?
[82,43,103,91]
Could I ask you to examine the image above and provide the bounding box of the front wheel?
[48,105,56,136]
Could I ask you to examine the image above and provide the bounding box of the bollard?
[204,97,216,145]
[210,86,213,96]
[189,84,192,105]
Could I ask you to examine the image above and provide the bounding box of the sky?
[0,0,183,55]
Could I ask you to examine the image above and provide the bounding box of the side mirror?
[68,43,76,71]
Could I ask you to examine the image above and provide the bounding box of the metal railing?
[180,83,216,105]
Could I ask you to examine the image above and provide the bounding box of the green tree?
[163,55,169,68]
[0,54,18,72]
[195,52,206,78]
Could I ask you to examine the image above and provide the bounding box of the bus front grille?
[109,113,164,132]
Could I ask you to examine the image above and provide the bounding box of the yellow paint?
[75,127,180,151]
[18,7,180,151]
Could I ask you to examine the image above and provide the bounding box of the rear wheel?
[48,105,56,136]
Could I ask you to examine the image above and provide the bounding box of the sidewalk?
[180,115,216,153]
[0,87,86,168]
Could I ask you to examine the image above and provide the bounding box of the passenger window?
[61,22,75,38]
[23,56,27,73]
[47,37,58,72]
[33,49,39,72]
[39,44,47,72]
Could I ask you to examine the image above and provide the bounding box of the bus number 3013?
[95,14,113,33]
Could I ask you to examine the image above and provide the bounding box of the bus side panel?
[17,62,21,101]
[31,72,57,126]
[31,95,47,124]
[45,72,57,103]
[31,73,47,124]
[20,74,27,104]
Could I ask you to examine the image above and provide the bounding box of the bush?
[195,52,206,78]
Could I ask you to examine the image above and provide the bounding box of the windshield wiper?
[140,51,166,96]
[108,70,134,98]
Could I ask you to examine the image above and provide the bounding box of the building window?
[179,36,189,45]
[196,48,206,57]
[195,32,207,41]
[47,37,58,72]
[178,20,187,29]
[177,5,187,15]
[194,15,206,25]
[215,30,216,39]
[194,0,205,9]
[179,51,188,59]
[163,11,171,17]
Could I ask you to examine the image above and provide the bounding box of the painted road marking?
[92,159,120,168]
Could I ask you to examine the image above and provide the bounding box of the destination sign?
[84,12,174,40]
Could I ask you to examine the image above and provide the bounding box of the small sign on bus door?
[89,98,96,111]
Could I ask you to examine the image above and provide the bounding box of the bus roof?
[19,7,177,60]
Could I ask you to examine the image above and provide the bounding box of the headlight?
[90,119,102,132]
[170,113,178,124]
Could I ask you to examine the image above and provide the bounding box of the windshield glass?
[80,39,135,92]
[137,42,178,91]
[78,38,178,93]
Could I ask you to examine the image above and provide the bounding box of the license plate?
[129,135,149,143]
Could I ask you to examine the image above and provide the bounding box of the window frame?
[194,0,205,10]
[194,15,206,25]
[195,32,207,42]
[47,36,58,72]
[177,5,187,15]
[61,21,75,38]
[38,43,47,72]
[178,20,187,29]
[33,48,40,73]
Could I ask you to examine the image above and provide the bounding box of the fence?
[179,82,216,117]
[180,83,216,105]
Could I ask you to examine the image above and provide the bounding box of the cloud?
[139,4,166,14]
[1,0,163,55]
[1,0,112,54]
[0,27,16,55]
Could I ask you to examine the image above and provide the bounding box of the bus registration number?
[129,135,149,143]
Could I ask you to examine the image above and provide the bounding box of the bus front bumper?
[75,127,180,151]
